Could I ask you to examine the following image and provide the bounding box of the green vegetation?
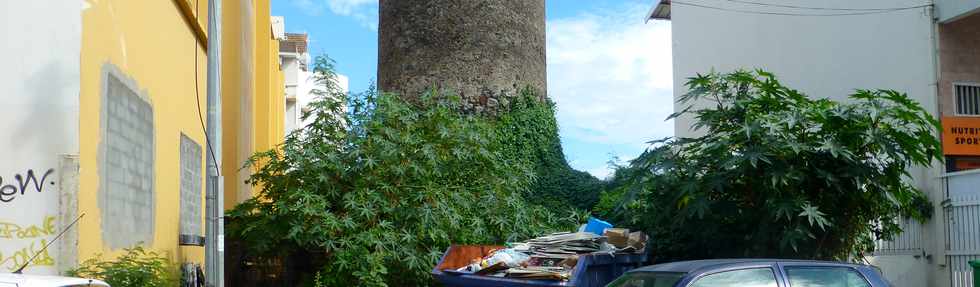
[602,70,940,261]
[67,246,179,287]
[225,53,944,284]
[225,55,583,286]
[496,95,605,212]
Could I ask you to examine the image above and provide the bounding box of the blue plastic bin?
[431,245,648,287]
[584,217,613,235]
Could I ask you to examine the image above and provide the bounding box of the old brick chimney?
[378,0,546,113]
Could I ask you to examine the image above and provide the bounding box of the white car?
[0,273,109,287]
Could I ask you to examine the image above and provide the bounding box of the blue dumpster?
[432,245,648,287]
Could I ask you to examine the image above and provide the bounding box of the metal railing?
[944,169,980,287]
[874,218,923,255]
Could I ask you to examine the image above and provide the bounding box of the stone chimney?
[378,0,546,113]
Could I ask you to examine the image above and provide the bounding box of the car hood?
[0,273,110,286]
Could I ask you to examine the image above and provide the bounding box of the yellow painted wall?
[223,0,286,210]
[221,0,254,210]
[79,0,210,265]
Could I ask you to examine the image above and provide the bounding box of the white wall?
[671,0,936,138]
[668,1,942,286]
[282,52,349,135]
[296,72,348,131]
[0,1,81,275]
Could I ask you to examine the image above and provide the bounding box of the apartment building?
[278,31,349,135]
[0,0,287,282]
[648,0,980,286]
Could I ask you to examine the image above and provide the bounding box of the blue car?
[606,259,892,287]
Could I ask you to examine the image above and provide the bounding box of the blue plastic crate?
[432,245,648,287]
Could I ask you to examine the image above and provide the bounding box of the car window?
[785,267,871,287]
[689,268,778,287]
[607,272,685,287]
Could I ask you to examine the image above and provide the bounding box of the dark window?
[606,272,684,287]
[689,268,778,287]
[946,156,980,172]
[955,83,980,116]
[785,267,871,287]
[179,134,203,238]
[101,70,155,248]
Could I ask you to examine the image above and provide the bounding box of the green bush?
[613,70,940,261]
[592,166,636,222]
[495,94,605,212]
[67,245,179,287]
[225,56,579,286]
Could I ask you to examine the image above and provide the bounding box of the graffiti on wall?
[0,215,57,271]
[0,169,56,203]
[0,168,59,271]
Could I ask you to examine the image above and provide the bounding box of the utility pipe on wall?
[205,0,223,286]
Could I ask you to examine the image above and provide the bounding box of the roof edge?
[647,0,671,22]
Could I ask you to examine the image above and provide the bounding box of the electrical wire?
[672,0,930,16]
[720,0,932,12]
[194,0,220,176]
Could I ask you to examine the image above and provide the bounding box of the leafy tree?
[612,70,940,261]
[225,55,577,286]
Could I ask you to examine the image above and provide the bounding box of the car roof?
[629,259,869,274]
[0,273,110,286]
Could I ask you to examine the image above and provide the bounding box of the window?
[179,134,203,239]
[100,69,155,248]
[606,272,685,287]
[689,268,778,287]
[786,267,871,287]
[955,83,980,116]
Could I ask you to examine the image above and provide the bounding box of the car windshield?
[607,272,685,287]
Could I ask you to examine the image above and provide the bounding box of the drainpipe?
[926,1,947,284]
[205,0,223,286]
[929,2,942,120]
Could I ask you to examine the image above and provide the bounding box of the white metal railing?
[944,170,980,287]
[874,218,923,255]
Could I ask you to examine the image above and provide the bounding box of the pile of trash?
[451,218,648,281]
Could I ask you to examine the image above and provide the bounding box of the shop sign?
[942,117,980,156]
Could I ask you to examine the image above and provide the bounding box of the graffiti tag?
[0,169,55,203]
[0,239,55,271]
[0,216,56,239]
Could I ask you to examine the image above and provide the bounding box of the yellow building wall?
[221,0,254,210]
[79,0,211,265]
[223,0,285,210]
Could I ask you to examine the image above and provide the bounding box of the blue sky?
[273,0,674,178]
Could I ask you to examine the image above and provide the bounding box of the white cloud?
[325,0,375,15]
[587,166,614,180]
[291,0,325,16]
[290,0,378,30]
[548,4,674,152]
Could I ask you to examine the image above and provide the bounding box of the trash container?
[431,245,648,287]
[970,260,980,287]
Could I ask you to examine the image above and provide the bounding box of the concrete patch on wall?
[98,64,155,249]
[179,134,202,238]
[56,155,79,274]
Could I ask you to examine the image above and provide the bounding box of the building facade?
[0,0,286,280]
[278,32,350,135]
[649,0,980,286]
[934,4,980,287]
[223,3,287,210]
